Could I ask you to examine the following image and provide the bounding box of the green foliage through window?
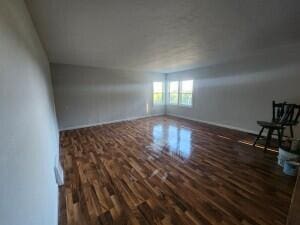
[167,80,193,106]
[154,80,193,106]
[180,80,193,106]
[153,82,164,105]
[153,93,163,104]
[169,81,179,105]
[180,93,192,106]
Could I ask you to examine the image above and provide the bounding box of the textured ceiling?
[26,0,300,73]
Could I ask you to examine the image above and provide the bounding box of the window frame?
[168,81,179,105]
[167,80,194,107]
[179,80,193,107]
[152,81,165,105]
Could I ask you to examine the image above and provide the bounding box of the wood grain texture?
[59,116,296,225]
[287,168,300,225]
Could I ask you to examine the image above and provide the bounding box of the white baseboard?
[59,113,165,131]
[54,154,64,186]
[167,113,259,135]
[59,112,265,137]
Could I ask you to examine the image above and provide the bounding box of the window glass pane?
[181,80,193,93]
[153,93,163,104]
[169,81,178,105]
[169,81,178,93]
[153,82,162,93]
[180,80,193,106]
[153,82,163,105]
[180,93,192,105]
[169,93,178,104]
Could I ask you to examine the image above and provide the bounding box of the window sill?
[167,104,193,108]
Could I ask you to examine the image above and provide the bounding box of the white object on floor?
[283,161,300,176]
[277,147,300,167]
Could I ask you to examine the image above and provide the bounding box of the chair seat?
[257,121,284,129]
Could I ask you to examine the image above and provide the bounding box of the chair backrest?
[272,101,286,122]
[272,101,300,125]
[279,104,296,124]
[288,104,300,125]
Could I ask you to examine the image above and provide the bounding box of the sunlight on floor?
[238,140,279,153]
[217,135,232,140]
[152,124,192,159]
[216,134,279,153]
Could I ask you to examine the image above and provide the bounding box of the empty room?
[1,0,300,225]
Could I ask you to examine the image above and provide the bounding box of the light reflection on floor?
[151,122,278,159]
[152,124,192,159]
[153,124,164,145]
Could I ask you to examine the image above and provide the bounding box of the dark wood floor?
[59,116,295,225]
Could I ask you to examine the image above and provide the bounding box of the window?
[168,81,179,105]
[153,81,164,105]
[180,80,193,106]
[167,80,194,106]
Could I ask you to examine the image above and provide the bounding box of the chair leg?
[253,127,264,147]
[290,126,294,138]
[265,128,273,152]
[277,129,282,147]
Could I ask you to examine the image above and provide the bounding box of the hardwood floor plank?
[59,116,295,225]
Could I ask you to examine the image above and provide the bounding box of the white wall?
[0,1,59,225]
[51,63,165,130]
[166,47,300,137]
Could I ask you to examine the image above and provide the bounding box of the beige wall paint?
[51,64,165,130]
[0,1,59,225]
[166,47,300,138]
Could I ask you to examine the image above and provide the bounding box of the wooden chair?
[284,104,300,138]
[253,101,299,151]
